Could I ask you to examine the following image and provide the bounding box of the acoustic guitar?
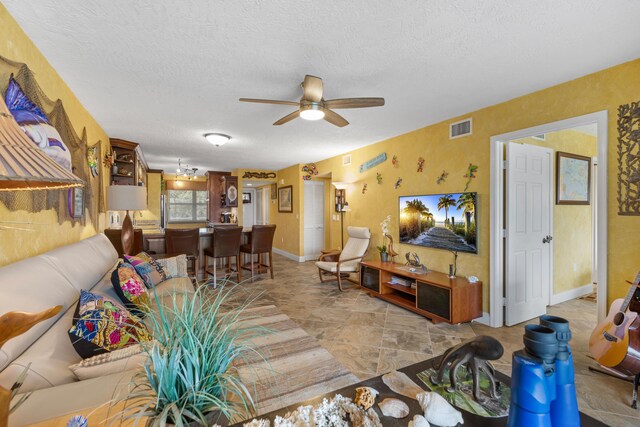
[589,271,640,376]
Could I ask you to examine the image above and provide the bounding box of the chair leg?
[213,259,217,288]
[250,254,254,283]
[337,272,344,291]
[269,251,274,279]
[236,254,242,282]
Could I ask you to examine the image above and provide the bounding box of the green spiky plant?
[120,281,268,427]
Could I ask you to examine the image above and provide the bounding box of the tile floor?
[226,254,639,426]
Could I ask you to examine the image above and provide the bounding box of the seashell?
[408,414,430,427]
[416,391,464,426]
[377,398,410,418]
[354,386,378,410]
[381,370,424,399]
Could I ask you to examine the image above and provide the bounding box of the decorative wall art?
[395,178,402,189]
[0,55,101,225]
[362,183,367,194]
[301,163,318,180]
[392,155,399,168]
[417,157,425,172]
[278,185,293,213]
[270,183,277,200]
[242,192,252,204]
[556,151,590,205]
[68,187,84,218]
[376,173,383,184]
[463,164,478,191]
[242,171,276,179]
[359,152,387,173]
[437,170,449,184]
[617,100,640,215]
[87,145,99,177]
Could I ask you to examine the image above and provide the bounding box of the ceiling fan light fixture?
[205,133,231,146]
[299,104,325,121]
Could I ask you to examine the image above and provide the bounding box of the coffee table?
[232,355,606,426]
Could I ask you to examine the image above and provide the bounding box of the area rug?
[234,305,358,418]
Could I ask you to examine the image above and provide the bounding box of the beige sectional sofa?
[0,233,194,426]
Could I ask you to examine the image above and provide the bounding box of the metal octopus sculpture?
[431,335,504,402]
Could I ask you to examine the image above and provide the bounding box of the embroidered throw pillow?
[68,290,152,359]
[111,263,150,316]
[5,77,72,170]
[124,252,167,288]
[69,343,148,380]
[155,254,188,279]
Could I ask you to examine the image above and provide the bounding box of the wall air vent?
[342,154,352,166]
[532,134,546,141]
[450,118,472,139]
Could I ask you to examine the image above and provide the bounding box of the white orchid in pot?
[377,215,392,262]
[120,285,265,426]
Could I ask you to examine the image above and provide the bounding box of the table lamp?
[106,185,147,255]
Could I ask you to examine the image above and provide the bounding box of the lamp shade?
[0,97,83,191]
[107,185,147,211]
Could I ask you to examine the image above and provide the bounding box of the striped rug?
[234,305,358,417]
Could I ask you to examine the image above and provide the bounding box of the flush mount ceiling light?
[205,133,231,146]
[299,103,325,121]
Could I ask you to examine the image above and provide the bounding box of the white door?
[505,142,553,326]
[242,189,256,227]
[255,188,264,225]
[304,181,325,261]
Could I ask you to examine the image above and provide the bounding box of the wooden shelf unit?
[109,138,148,186]
[359,260,482,324]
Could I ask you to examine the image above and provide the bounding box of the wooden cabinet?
[206,171,231,222]
[221,176,238,207]
[359,261,482,324]
[109,138,148,186]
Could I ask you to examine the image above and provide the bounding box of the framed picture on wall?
[556,151,591,205]
[271,183,277,200]
[68,187,84,218]
[278,185,293,213]
[242,192,251,204]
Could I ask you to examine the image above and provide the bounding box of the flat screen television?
[399,192,477,254]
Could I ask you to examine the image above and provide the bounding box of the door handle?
[542,235,553,244]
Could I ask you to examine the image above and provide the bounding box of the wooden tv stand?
[359,261,482,324]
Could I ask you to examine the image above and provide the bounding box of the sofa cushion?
[124,252,167,288]
[155,254,188,279]
[69,344,147,381]
[68,291,152,359]
[111,264,149,316]
[0,257,77,372]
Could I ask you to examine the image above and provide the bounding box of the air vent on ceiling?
[532,134,546,141]
[450,118,472,139]
[342,154,352,166]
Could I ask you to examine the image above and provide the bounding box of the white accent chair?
[316,226,371,291]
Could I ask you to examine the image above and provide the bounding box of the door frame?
[303,180,326,261]
[505,143,554,326]
[489,110,608,328]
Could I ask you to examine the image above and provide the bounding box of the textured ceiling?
[4,1,640,173]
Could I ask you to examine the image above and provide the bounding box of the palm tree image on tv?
[399,192,477,253]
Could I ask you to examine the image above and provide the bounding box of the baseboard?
[272,247,305,262]
[550,283,593,305]
[472,311,492,327]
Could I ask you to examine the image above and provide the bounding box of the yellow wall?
[314,58,640,311]
[515,130,597,295]
[0,4,110,266]
[269,164,304,257]
[137,171,162,222]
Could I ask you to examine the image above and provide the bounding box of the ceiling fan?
[239,75,384,127]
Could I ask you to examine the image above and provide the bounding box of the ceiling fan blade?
[239,98,299,106]
[273,110,300,125]
[302,75,323,102]
[323,109,349,127]
[324,97,385,109]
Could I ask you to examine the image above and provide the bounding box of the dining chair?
[165,228,200,278]
[104,229,143,257]
[204,226,243,284]
[240,224,276,282]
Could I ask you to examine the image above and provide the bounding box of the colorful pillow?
[155,254,188,279]
[5,77,72,170]
[68,290,152,359]
[111,263,150,316]
[124,252,167,288]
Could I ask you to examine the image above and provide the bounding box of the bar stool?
[165,228,200,278]
[240,224,276,282]
[104,229,143,257]
[204,226,243,284]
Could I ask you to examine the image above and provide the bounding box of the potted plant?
[377,244,389,262]
[121,285,265,426]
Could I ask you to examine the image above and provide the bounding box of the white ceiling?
[4,1,640,173]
